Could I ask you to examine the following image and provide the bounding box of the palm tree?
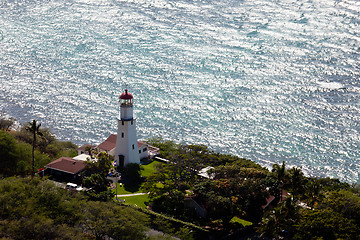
[26,120,42,177]
[286,167,305,199]
[271,161,287,201]
[305,179,322,209]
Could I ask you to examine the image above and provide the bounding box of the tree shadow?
[122,177,144,193]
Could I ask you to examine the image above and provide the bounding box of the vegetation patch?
[0,177,150,240]
[0,122,77,177]
[118,194,149,208]
[112,182,144,195]
[2,119,360,240]
[229,216,253,227]
[141,160,160,177]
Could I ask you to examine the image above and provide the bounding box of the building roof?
[138,141,147,148]
[77,144,96,152]
[198,166,215,179]
[97,134,148,152]
[262,189,290,209]
[72,154,91,161]
[97,134,117,151]
[45,157,86,174]
[120,89,133,99]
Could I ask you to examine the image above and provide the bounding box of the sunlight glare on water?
[0,0,359,182]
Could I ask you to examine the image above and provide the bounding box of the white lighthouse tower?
[114,89,140,167]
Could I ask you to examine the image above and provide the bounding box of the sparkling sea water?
[0,0,359,182]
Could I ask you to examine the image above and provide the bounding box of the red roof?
[97,134,117,151]
[45,157,86,174]
[97,134,148,151]
[120,89,133,99]
[138,141,146,148]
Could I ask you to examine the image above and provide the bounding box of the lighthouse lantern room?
[115,89,140,168]
[119,89,134,121]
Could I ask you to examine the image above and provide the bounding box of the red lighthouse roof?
[120,89,133,99]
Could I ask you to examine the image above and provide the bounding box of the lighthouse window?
[132,144,134,150]
[131,120,133,125]
[121,132,124,138]
[139,150,141,154]
[143,147,147,152]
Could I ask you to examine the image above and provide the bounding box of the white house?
[97,134,153,164]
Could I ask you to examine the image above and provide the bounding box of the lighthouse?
[114,89,140,167]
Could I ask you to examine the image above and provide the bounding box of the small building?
[198,166,215,179]
[138,141,148,160]
[45,157,86,183]
[72,154,92,161]
[96,135,158,164]
[97,134,117,155]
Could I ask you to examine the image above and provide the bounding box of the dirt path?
[116,192,148,197]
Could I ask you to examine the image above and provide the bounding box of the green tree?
[15,141,33,175]
[122,162,142,183]
[36,127,56,152]
[209,165,269,222]
[293,208,359,240]
[258,197,300,239]
[0,117,14,131]
[45,141,78,158]
[192,166,269,226]
[143,153,201,196]
[81,201,149,240]
[146,137,181,160]
[0,130,18,176]
[304,179,323,209]
[285,167,306,199]
[193,179,235,224]
[270,161,287,202]
[0,177,96,239]
[320,189,360,226]
[83,152,114,201]
[142,155,204,219]
[26,120,43,176]
[14,124,57,152]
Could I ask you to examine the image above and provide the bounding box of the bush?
[0,117,14,130]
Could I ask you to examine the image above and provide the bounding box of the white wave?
[317,81,345,90]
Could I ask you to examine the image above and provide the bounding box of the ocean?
[0,0,359,182]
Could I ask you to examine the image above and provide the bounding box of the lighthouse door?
[118,155,125,169]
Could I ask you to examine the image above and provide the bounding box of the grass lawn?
[117,194,149,208]
[141,160,161,177]
[112,182,143,194]
[230,216,253,227]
